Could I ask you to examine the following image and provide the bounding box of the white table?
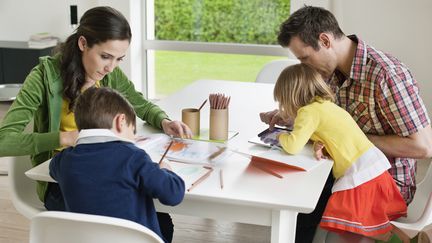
[26,80,333,243]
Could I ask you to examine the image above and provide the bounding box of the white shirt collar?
[76,129,134,145]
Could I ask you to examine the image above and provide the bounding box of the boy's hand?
[313,141,328,160]
[159,159,172,171]
[161,119,193,139]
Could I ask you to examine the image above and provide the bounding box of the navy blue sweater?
[49,141,185,239]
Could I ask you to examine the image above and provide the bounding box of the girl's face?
[78,37,129,84]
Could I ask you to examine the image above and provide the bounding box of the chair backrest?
[255,59,300,84]
[398,161,432,223]
[391,161,432,238]
[8,156,45,219]
[29,211,164,243]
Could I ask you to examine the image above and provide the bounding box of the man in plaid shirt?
[260,5,432,243]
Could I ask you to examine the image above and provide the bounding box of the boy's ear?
[113,113,125,133]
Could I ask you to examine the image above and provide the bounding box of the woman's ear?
[78,36,87,51]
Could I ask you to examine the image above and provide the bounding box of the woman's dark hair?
[59,6,132,109]
[278,6,344,50]
[74,87,136,130]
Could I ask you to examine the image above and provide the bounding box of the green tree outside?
[154,0,291,97]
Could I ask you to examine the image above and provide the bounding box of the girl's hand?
[161,119,193,139]
[59,131,79,147]
[259,109,292,130]
[313,141,328,160]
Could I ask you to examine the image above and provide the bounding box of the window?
[144,0,291,99]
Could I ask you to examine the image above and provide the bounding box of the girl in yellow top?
[274,63,407,242]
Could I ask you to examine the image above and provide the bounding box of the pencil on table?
[158,140,173,164]
[219,169,224,189]
[187,167,213,192]
[208,146,227,160]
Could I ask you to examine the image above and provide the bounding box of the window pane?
[155,50,283,97]
[154,0,290,44]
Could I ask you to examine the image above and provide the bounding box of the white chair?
[29,211,164,243]
[255,59,300,84]
[8,156,45,219]
[391,161,432,242]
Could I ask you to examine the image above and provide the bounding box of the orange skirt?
[320,172,407,236]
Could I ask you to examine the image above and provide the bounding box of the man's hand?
[259,109,292,130]
[161,119,193,139]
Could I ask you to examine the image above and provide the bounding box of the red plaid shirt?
[328,35,430,204]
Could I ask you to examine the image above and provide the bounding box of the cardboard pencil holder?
[182,108,200,136]
[209,108,228,140]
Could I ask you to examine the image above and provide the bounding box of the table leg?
[271,210,297,243]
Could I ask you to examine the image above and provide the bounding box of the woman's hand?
[161,119,193,139]
[259,109,292,130]
[313,141,328,160]
[59,131,79,147]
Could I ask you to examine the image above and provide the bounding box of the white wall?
[0,0,97,41]
[336,0,432,114]
[0,0,142,91]
[292,0,432,114]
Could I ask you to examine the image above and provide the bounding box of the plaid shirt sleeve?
[376,64,430,137]
[376,63,430,204]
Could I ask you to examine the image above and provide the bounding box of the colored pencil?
[187,167,213,192]
[198,99,207,111]
[158,140,173,164]
[219,169,224,189]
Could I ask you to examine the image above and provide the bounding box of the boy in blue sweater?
[49,87,185,242]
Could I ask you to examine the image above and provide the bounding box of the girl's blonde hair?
[274,63,335,119]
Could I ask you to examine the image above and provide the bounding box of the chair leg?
[391,226,411,243]
[419,231,431,243]
[325,232,375,243]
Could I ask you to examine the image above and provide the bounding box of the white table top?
[26,79,333,214]
[140,79,333,213]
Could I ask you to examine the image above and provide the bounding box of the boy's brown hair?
[274,63,334,119]
[74,87,136,130]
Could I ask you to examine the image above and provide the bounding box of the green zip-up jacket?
[0,54,169,202]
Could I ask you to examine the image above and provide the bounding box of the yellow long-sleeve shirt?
[279,99,374,179]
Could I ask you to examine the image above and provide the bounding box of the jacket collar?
[76,129,134,145]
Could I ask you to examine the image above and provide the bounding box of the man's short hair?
[74,87,136,130]
[277,5,344,50]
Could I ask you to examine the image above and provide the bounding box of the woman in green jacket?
[0,6,190,242]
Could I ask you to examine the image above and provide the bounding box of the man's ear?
[113,114,125,133]
[78,36,87,51]
[318,33,331,49]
